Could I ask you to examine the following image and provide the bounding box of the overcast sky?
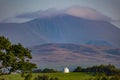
[0,0,120,28]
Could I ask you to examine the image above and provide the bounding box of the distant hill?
[0,14,120,47]
[29,43,120,69]
[86,40,112,47]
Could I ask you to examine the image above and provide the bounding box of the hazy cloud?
[17,6,112,22]
[65,6,111,21]
[17,8,62,19]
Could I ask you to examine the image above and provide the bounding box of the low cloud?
[17,8,62,19]
[65,6,111,21]
[17,6,112,22]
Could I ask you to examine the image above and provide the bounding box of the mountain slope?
[0,14,120,47]
[0,23,46,46]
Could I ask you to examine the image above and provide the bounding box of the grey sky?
[0,0,120,27]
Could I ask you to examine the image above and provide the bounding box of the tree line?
[33,64,120,76]
[33,68,59,73]
[73,64,120,76]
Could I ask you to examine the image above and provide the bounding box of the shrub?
[0,71,2,76]
[34,75,59,80]
[0,78,6,80]
[88,74,120,80]
[110,75,120,80]
[24,73,32,80]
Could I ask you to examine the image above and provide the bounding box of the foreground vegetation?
[0,36,37,75]
[0,72,91,80]
[0,72,120,80]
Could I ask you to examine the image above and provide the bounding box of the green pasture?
[0,72,91,80]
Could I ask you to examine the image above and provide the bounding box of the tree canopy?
[73,64,120,76]
[0,36,36,74]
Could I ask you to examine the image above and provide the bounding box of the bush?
[88,74,120,80]
[110,75,120,80]
[42,68,58,73]
[34,75,49,80]
[24,73,32,80]
[34,75,59,80]
[55,77,59,80]
[0,71,2,76]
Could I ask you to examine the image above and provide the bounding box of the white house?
[64,67,70,73]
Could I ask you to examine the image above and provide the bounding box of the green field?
[0,72,91,80]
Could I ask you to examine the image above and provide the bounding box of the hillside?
[29,43,120,69]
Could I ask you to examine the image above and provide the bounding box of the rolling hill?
[29,43,120,69]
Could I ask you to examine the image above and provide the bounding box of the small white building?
[64,67,70,73]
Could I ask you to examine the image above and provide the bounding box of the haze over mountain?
[17,6,111,22]
[0,13,120,47]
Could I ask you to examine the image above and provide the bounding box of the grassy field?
[0,72,92,80]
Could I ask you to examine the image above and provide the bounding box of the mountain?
[29,43,120,69]
[0,14,120,69]
[0,14,120,47]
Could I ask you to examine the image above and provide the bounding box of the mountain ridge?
[0,14,120,47]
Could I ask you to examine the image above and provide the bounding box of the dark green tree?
[0,36,37,74]
[42,68,58,73]
[73,66,83,72]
